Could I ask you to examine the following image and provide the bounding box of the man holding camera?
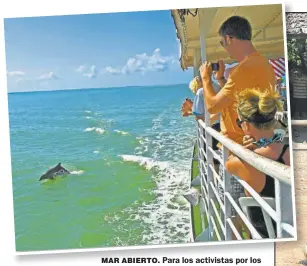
[199,15,277,238]
[199,15,276,146]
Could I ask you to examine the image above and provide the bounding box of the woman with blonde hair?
[225,88,290,238]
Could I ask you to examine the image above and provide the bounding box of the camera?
[211,62,220,71]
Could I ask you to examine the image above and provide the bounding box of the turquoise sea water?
[8,84,196,252]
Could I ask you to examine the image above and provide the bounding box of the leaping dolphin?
[39,163,70,181]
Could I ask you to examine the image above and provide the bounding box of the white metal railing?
[192,119,295,242]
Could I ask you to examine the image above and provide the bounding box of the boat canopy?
[171,4,285,70]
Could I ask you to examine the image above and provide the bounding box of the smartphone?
[211,62,219,71]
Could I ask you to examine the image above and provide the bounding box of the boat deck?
[190,145,204,239]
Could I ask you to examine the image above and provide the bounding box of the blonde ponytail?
[237,88,283,130]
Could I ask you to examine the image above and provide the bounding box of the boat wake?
[119,154,168,171]
[104,109,195,245]
[121,158,191,245]
[114,130,129,136]
[83,127,105,134]
[116,110,194,245]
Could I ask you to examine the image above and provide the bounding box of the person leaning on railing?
[225,88,290,238]
[181,76,220,125]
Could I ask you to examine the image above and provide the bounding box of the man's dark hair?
[218,16,252,41]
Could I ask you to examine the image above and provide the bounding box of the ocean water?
[8,84,197,252]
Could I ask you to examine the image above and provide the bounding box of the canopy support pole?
[198,8,217,126]
[193,48,201,77]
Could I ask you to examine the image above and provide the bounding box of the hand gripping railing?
[194,119,295,241]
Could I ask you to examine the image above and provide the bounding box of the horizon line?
[7,82,189,94]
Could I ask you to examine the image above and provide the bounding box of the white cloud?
[83,65,97,79]
[7,71,25,77]
[103,66,121,75]
[76,65,86,72]
[37,72,59,80]
[103,48,176,75]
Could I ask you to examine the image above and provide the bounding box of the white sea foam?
[119,155,168,171]
[93,150,99,154]
[105,110,195,245]
[83,127,105,134]
[118,153,191,244]
[139,163,191,244]
[70,170,84,175]
[84,127,95,132]
[84,110,92,113]
[114,130,129,136]
[85,116,92,119]
[95,128,105,134]
[135,137,150,155]
[40,179,51,184]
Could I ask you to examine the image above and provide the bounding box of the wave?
[113,155,191,245]
[85,116,92,119]
[115,110,194,245]
[118,155,168,171]
[101,109,194,245]
[83,127,105,134]
[84,110,92,113]
[136,136,149,144]
[114,130,129,136]
[135,137,150,155]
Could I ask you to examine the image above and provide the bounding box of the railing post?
[275,180,294,238]
[196,123,203,174]
[198,8,210,127]
[275,180,282,238]
[198,122,206,232]
[223,146,232,240]
[193,48,201,77]
[205,127,214,240]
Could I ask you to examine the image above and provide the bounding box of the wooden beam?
[187,36,284,50]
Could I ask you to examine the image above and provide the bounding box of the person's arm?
[210,113,219,124]
[202,78,233,114]
[225,147,274,195]
[195,115,204,121]
[216,77,227,88]
[181,99,193,117]
[200,62,233,114]
[225,155,260,192]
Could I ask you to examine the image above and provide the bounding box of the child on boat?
[181,76,220,125]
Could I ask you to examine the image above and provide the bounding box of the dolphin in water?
[39,163,70,181]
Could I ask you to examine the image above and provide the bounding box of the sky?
[4,10,193,93]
